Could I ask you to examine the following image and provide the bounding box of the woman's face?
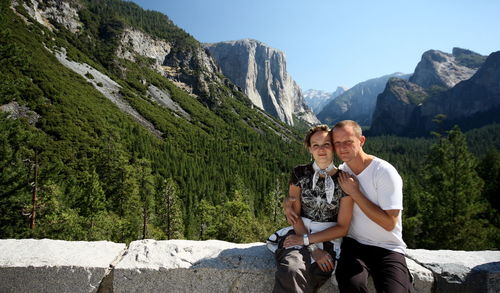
[308,131,334,165]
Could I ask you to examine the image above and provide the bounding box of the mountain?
[303,87,347,114]
[204,39,319,126]
[409,48,485,89]
[0,0,307,241]
[370,48,497,136]
[317,73,410,126]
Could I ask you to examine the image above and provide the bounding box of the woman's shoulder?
[293,163,313,172]
[292,163,314,177]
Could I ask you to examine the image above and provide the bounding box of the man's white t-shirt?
[340,157,407,254]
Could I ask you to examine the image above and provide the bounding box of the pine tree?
[136,159,155,239]
[158,178,184,239]
[264,178,285,224]
[196,199,218,240]
[419,126,493,249]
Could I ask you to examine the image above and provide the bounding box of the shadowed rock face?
[370,78,428,136]
[205,39,319,126]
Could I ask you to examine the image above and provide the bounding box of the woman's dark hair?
[304,124,330,148]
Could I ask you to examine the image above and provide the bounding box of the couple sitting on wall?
[267,120,414,293]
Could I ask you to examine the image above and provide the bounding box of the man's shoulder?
[370,157,402,181]
[371,157,397,172]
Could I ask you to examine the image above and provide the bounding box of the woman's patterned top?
[289,163,347,222]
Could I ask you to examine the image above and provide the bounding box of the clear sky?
[130,0,500,91]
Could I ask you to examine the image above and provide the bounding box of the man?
[332,120,414,293]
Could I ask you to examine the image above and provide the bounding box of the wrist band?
[307,243,318,252]
[303,234,310,246]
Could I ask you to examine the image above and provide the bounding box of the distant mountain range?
[317,73,410,126]
[303,87,347,114]
[370,48,499,136]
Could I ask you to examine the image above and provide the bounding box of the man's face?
[332,126,365,163]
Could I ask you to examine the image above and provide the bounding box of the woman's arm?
[283,195,353,247]
[309,196,353,243]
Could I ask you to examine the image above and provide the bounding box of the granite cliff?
[205,39,320,126]
[370,48,497,136]
[410,48,485,89]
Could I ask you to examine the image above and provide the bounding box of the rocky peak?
[409,49,481,89]
[452,47,487,69]
[204,39,319,126]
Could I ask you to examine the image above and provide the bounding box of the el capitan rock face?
[205,39,319,126]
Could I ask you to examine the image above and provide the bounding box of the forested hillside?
[0,0,498,250]
[0,0,304,243]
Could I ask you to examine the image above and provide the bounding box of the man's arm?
[338,172,399,231]
[283,184,308,235]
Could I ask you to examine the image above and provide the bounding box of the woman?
[268,125,354,293]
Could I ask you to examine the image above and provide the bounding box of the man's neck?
[346,152,373,175]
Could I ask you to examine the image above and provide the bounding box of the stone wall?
[0,239,498,293]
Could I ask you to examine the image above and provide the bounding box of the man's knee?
[336,259,369,292]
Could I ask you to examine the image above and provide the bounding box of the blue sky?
[130,0,500,91]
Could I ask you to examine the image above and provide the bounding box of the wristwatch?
[303,234,310,246]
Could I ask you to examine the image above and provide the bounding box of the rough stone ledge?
[0,239,498,293]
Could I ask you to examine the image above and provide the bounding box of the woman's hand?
[283,234,303,248]
[311,249,335,272]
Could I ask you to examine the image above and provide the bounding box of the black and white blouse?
[289,163,347,223]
